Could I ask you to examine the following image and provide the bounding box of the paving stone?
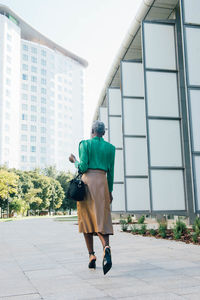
[0,218,200,299]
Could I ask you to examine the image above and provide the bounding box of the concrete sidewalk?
[0,218,200,300]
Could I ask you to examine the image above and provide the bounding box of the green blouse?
[75,136,115,192]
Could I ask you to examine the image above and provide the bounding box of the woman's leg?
[83,233,94,254]
[97,233,109,248]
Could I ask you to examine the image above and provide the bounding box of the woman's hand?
[69,154,76,163]
[109,192,113,204]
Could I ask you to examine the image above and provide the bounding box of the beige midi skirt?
[77,169,113,235]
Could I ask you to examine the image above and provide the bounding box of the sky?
[1,0,142,138]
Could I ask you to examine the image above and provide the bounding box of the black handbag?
[67,173,86,201]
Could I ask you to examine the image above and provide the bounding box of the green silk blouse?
[75,136,115,192]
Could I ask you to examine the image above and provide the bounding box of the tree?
[56,171,76,214]
[49,178,64,213]
[0,170,19,217]
[43,165,57,179]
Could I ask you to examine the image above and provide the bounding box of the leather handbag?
[67,173,86,201]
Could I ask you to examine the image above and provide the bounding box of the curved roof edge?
[0,4,88,67]
[93,0,154,121]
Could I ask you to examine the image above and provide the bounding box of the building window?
[5,124,10,131]
[41,137,46,143]
[7,55,11,63]
[41,117,46,123]
[31,47,37,54]
[22,113,27,120]
[41,147,46,153]
[31,95,37,102]
[41,69,46,76]
[22,64,28,71]
[21,155,27,162]
[41,97,46,104]
[22,104,28,111]
[23,54,28,61]
[30,156,36,163]
[31,115,37,122]
[41,50,46,56]
[31,86,37,92]
[31,56,37,63]
[7,44,11,52]
[40,157,46,163]
[22,74,28,80]
[21,145,27,152]
[41,88,46,94]
[30,136,36,142]
[22,83,28,90]
[31,76,37,82]
[31,66,37,73]
[31,146,36,152]
[41,59,46,66]
[31,105,37,112]
[23,44,28,51]
[41,107,46,113]
[5,136,10,144]
[41,127,46,134]
[41,78,46,85]
[31,125,36,132]
[21,135,27,141]
[6,78,11,86]
[22,94,28,100]
[6,67,11,75]
[21,124,28,131]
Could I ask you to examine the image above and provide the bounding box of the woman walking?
[69,121,115,275]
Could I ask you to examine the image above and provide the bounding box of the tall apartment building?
[0,5,87,171]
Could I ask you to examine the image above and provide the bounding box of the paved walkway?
[0,218,200,300]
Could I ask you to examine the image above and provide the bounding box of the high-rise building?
[0,5,87,171]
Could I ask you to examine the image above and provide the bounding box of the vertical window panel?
[99,107,108,128]
[112,184,125,211]
[126,178,150,211]
[109,117,123,148]
[189,89,200,151]
[143,23,176,70]
[185,27,200,86]
[121,62,144,97]
[114,150,124,182]
[193,156,200,211]
[108,88,121,115]
[183,0,200,25]
[151,170,185,211]
[125,137,148,176]
[149,120,182,167]
[123,98,146,135]
[146,71,179,117]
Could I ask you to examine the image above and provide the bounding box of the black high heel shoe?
[88,252,96,269]
[103,246,112,275]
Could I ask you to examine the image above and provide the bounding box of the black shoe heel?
[88,258,96,269]
[103,247,112,275]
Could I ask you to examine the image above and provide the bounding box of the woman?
[69,120,115,275]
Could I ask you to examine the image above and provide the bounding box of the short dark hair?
[92,121,105,136]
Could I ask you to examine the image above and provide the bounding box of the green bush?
[192,232,199,243]
[173,228,182,240]
[130,225,139,234]
[127,214,132,224]
[158,222,167,238]
[138,215,145,224]
[120,219,129,232]
[149,228,157,236]
[139,224,147,235]
[174,219,187,234]
[193,217,200,235]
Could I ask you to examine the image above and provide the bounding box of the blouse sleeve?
[107,146,115,192]
[75,141,89,173]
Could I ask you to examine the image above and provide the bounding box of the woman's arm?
[74,141,89,173]
[107,146,115,194]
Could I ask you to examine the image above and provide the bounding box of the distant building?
[0,5,87,171]
[94,0,200,222]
